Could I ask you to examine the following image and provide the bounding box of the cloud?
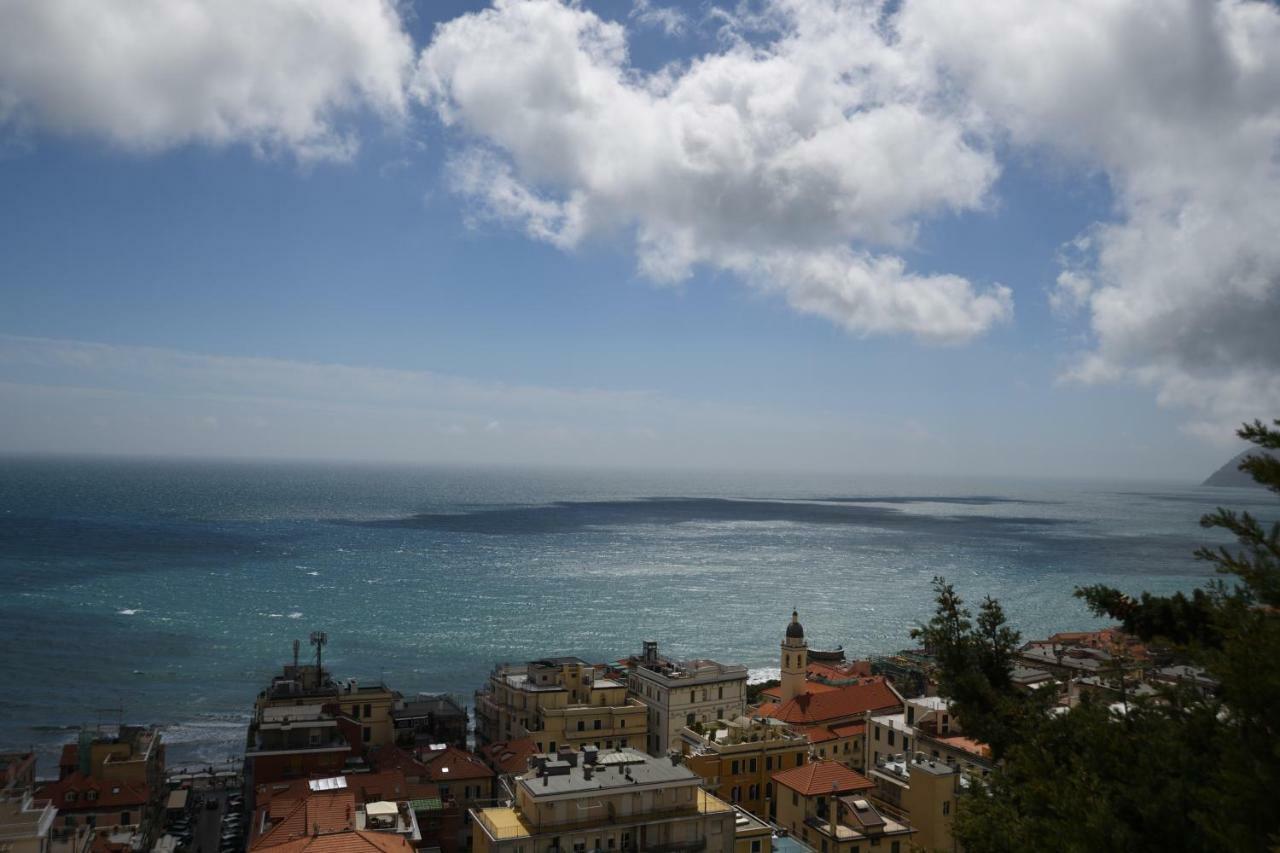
[898,0,1280,434]
[414,0,1011,342]
[630,0,688,36]
[0,0,414,161]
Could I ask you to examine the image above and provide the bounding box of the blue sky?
[2,0,1277,479]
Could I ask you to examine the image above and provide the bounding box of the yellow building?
[865,753,961,852]
[772,761,913,853]
[475,658,647,753]
[729,807,771,853]
[678,717,808,820]
[0,791,57,853]
[471,748,735,853]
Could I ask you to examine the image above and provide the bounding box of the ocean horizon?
[2,453,1271,774]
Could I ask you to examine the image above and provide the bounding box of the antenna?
[310,631,328,680]
[293,639,300,670]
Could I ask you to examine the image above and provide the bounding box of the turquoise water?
[1,455,1272,771]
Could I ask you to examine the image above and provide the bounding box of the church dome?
[786,610,804,639]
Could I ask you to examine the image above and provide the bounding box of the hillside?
[1203,449,1278,487]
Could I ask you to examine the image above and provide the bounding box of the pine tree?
[917,418,1280,852]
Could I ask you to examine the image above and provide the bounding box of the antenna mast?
[310,631,328,683]
[292,639,300,670]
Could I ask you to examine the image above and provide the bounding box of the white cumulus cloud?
[0,0,414,161]
[899,0,1280,436]
[413,0,1011,342]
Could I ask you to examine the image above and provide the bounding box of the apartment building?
[470,748,736,853]
[475,658,647,753]
[677,716,807,820]
[772,761,913,853]
[624,643,748,756]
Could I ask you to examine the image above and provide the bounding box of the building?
[623,642,748,756]
[678,716,808,819]
[870,697,993,779]
[755,614,903,742]
[247,779,418,853]
[470,748,736,853]
[0,789,57,853]
[865,755,959,853]
[771,760,912,853]
[474,658,647,754]
[2,753,37,796]
[728,807,770,853]
[394,697,468,750]
[414,747,495,852]
[39,727,164,846]
[478,740,538,779]
[246,642,399,791]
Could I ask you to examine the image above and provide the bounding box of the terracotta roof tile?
[251,790,356,850]
[755,679,900,725]
[415,746,493,782]
[259,830,412,853]
[39,774,150,810]
[771,760,875,797]
[480,738,537,776]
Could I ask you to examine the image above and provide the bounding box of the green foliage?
[923,418,1280,852]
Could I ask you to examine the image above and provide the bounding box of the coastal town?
[0,612,1218,853]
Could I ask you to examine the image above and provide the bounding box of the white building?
[626,642,749,756]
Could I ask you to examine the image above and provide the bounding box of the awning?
[166,789,189,810]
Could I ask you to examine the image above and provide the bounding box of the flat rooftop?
[518,750,700,797]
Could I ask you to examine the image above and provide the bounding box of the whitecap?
[118,609,141,616]
[287,612,303,619]
[307,571,319,576]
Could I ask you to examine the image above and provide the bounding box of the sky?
[1,0,1278,480]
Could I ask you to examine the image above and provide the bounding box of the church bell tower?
[780,609,807,703]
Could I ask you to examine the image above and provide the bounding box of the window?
[363,703,371,717]
[363,727,372,742]
[902,736,909,753]
[620,719,626,728]
[887,730,895,747]
[686,713,695,726]
[906,707,915,725]
[577,721,585,731]
[593,719,602,730]
[748,758,756,772]
[751,842,761,853]
[86,790,98,802]
[121,813,131,826]
[690,691,696,704]
[731,786,740,802]
[718,687,724,700]
[765,756,772,770]
[731,760,740,775]
[792,792,798,807]
[749,785,758,800]
[765,783,772,799]
[352,704,361,719]
[620,738,627,747]
[821,841,828,853]
[874,727,881,742]
[942,801,950,816]
[65,792,77,803]
[796,754,804,767]
[550,742,557,753]
[891,843,901,853]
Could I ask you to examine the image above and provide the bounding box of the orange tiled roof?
[829,722,866,738]
[416,746,494,782]
[260,830,411,853]
[759,682,839,700]
[251,790,356,850]
[369,747,429,780]
[933,735,991,759]
[480,738,537,776]
[756,679,901,725]
[40,773,150,810]
[798,726,836,744]
[772,760,875,797]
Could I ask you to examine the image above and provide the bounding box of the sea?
[1,455,1273,775]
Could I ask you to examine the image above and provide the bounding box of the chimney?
[584,765,594,781]
[828,783,838,839]
[669,753,681,767]
[582,746,598,765]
